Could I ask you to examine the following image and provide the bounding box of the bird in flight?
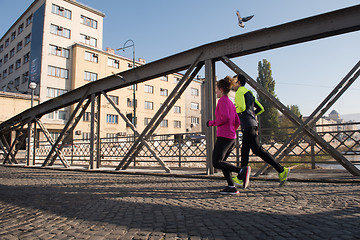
[236,10,254,28]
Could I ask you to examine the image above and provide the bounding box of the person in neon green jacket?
[233,74,290,187]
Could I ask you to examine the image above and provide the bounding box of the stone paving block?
[0,166,360,240]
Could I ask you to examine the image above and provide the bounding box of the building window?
[23,52,30,63]
[106,114,118,124]
[107,95,119,105]
[160,119,168,127]
[47,110,67,120]
[10,48,15,58]
[47,87,67,98]
[14,77,20,88]
[0,59,2,67]
[5,38,9,48]
[8,64,14,74]
[4,54,9,63]
[108,58,119,68]
[0,44,3,53]
[26,15,33,26]
[18,23,24,34]
[49,132,60,140]
[174,106,181,113]
[144,118,151,126]
[83,112,91,122]
[81,15,97,29]
[174,77,180,84]
[49,45,69,58]
[160,88,168,96]
[52,4,72,19]
[48,65,69,79]
[80,34,97,47]
[191,102,199,110]
[127,84,137,91]
[160,76,168,81]
[2,70,7,79]
[191,117,199,125]
[85,51,98,63]
[82,132,90,140]
[174,120,181,128]
[16,41,23,52]
[144,101,154,110]
[22,71,29,83]
[25,33,31,45]
[50,24,71,39]
[84,71,97,81]
[11,31,16,42]
[144,85,154,93]
[15,59,21,69]
[191,88,199,96]
[127,98,137,108]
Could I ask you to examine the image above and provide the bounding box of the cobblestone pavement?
[0,166,359,240]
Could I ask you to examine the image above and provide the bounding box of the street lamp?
[27,82,37,166]
[29,82,37,108]
[117,40,136,127]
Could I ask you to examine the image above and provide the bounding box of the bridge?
[1,5,360,176]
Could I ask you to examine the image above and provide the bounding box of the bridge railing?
[26,122,359,170]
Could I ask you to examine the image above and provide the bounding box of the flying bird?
[236,10,254,28]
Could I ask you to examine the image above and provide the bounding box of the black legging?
[212,137,242,186]
[241,126,284,173]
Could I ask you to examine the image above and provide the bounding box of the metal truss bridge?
[1,5,360,176]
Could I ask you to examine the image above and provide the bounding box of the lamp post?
[117,40,136,127]
[29,82,37,108]
[27,82,37,166]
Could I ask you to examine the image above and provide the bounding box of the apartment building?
[71,44,190,139]
[0,0,104,96]
[0,0,204,143]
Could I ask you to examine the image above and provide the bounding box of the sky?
[1,0,360,118]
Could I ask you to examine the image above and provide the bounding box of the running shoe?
[279,167,290,187]
[220,186,239,195]
[232,176,243,187]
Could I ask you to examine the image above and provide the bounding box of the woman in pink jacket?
[207,76,251,195]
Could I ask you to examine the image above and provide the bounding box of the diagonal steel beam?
[102,91,171,172]
[35,119,69,167]
[42,88,90,167]
[0,134,12,163]
[258,60,360,175]
[221,56,360,176]
[1,5,360,135]
[117,54,204,170]
[3,125,25,164]
[49,98,91,166]
[122,63,204,170]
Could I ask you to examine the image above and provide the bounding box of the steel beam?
[222,57,360,176]
[3,126,25,164]
[204,59,216,175]
[102,91,170,172]
[258,60,360,175]
[42,88,90,167]
[1,5,360,134]
[117,55,204,170]
[89,94,96,169]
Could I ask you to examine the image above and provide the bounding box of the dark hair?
[237,74,247,86]
[217,76,237,95]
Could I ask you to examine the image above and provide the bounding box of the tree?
[256,59,279,141]
[278,105,302,142]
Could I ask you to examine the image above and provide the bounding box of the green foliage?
[256,59,279,140]
[278,104,302,142]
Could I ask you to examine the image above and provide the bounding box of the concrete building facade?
[0,0,203,143]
